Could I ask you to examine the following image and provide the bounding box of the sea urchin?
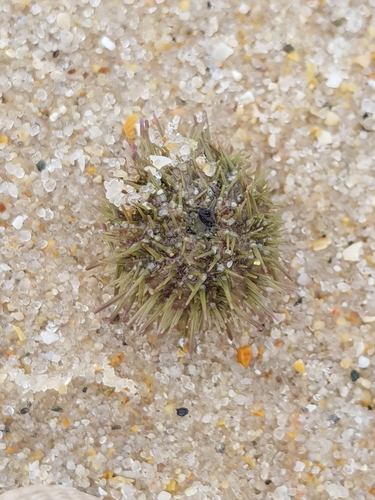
[90,113,288,349]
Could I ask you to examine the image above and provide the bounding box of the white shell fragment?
[361,98,375,115]
[312,237,332,251]
[100,36,116,51]
[56,13,71,31]
[324,111,340,126]
[358,356,370,369]
[195,155,216,176]
[40,322,60,345]
[326,73,343,88]
[12,215,25,229]
[157,492,172,500]
[104,178,126,207]
[149,155,173,169]
[361,316,375,323]
[0,484,98,500]
[317,130,332,146]
[195,155,207,170]
[235,90,255,105]
[203,162,216,177]
[144,165,159,177]
[342,241,363,262]
[211,42,234,63]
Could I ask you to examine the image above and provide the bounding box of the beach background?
[1,0,375,499]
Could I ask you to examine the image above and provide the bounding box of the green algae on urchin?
[90,113,288,349]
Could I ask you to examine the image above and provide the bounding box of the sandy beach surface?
[1,1,375,499]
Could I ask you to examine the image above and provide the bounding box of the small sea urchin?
[90,113,288,349]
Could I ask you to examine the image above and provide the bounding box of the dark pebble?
[82,387,88,393]
[51,406,63,412]
[36,160,46,172]
[283,44,295,53]
[20,407,29,415]
[350,370,360,382]
[328,414,340,424]
[265,480,272,485]
[1,426,10,433]
[218,444,225,453]
[176,407,188,417]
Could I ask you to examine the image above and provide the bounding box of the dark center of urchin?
[94,117,286,348]
[185,207,216,235]
[197,208,216,228]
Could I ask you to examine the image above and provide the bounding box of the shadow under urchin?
[88,113,289,350]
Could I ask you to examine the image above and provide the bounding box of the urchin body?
[93,115,286,348]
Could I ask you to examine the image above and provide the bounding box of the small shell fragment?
[312,237,332,251]
[195,155,207,170]
[324,111,340,126]
[203,162,216,177]
[362,316,375,324]
[0,484,98,500]
[342,241,363,262]
[150,155,173,169]
[195,155,216,176]
[317,130,332,145]
[358,356,370,369]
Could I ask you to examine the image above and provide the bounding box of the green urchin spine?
[91,114,288,349]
